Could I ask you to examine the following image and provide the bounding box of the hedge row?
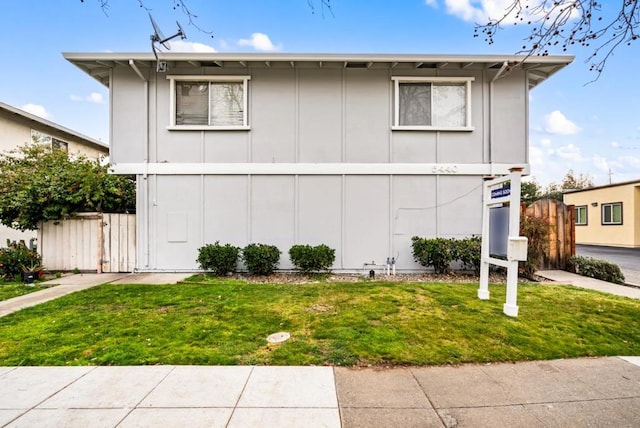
[411,236,481,274]
[567,255,625,285]
[197,242,336,276]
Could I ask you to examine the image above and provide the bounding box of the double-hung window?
[601,202,622,225]
[168,75,250,130]
[392,77,474,131]
[575,205,587,226]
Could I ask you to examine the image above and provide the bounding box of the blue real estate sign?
[491,185,511,199]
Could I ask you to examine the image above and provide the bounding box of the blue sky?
[1,0,638,186]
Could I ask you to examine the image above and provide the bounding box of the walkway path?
[537,270,640,299]
[1,357,639,427]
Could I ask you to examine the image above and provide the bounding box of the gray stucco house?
[64,52,572,272]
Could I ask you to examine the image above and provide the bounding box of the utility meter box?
[507,237,528,261]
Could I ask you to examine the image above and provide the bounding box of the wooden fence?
[522,199,575,270]
[38,213,136,273]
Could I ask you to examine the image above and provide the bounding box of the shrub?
[568,255,625,285]
[242,243,280,275]
[0,244,42,281]
[452,236,482,273]
[196,241,239,276]
[411,237,456,274]
[289,244,336,273]
[519,215,551,279]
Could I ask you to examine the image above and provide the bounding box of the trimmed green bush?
[411,237,456,274]
[0,244,42,281]
[289,244,336,273]
[568,255,625,285]
[452,236,482,273]
[242,243,280,275]
[196,241,239,276]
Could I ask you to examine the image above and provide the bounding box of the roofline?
[0,102,109,152]
[564,179,640,194]
[64,52,574,89]
[63,52,575,64]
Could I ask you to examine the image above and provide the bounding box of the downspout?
[488,61,509,173]
[129,60,150,270]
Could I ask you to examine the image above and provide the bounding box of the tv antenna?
[149,13,186,72]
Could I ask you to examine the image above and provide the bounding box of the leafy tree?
[475,1,639,79]
[0,143,135,231]
[521,179,542,205]
[542,169,593,201]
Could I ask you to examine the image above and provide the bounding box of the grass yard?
[0,277,638,366]
[0,282,51,302]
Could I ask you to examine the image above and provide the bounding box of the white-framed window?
[167,75,250,130]
[31,130,68,152]
[602,202,622,225]
[392,76,474,131]
[575,205,587,226]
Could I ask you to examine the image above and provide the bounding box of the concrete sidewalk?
[0,273,192,318]
[537,270,640,299]
[1,357,639,427]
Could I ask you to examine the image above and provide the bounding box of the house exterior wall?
[0,108,109,245]
[564,182,640,248]
[109,62,531,272]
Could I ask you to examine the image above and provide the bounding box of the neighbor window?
[575,205,587,226]
[168,75,250,129]
[31,130,68,152]
[392,77,474,130]
[602,202,622,225]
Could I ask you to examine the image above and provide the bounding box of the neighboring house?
[564,179,640,248]
[65,52,572,272]
[0,101,109,244]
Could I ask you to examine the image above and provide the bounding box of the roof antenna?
[149,13,187,72]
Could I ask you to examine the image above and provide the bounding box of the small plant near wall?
[289,244,336,274]
[411,237,456,274]
[197,241,239,276]
[0,243,42,282]
[242,243,280,275]
[568,256,625,285]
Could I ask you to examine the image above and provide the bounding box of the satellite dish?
[149,13,188,72]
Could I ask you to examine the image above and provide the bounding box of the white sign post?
[478,168,528,317]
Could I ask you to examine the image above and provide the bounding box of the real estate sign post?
[478,168,528,317]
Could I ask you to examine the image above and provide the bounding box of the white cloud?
[540,138,552,147]
[543,110,581,135]
[424,0,438,7]
[610,141,620,148]
[21,103,52,120]
[70,92,105,104]
[555,143,583,161]
[434,1,578,25]
[238,33,281,51]
[171,40,217,53]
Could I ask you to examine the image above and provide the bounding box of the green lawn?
[0,277,638,366]
[0,282,51,302]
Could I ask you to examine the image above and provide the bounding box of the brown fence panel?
[524,199,575,270]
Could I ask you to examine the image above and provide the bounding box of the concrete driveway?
[576,244,640,286]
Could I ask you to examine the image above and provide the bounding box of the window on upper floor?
[168,75,250,130]
[31,130,69,152]
[575,205,587,226]
[392,77,474,131]
[602,202,622,225]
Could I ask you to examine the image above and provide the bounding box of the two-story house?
[65,53,572,272]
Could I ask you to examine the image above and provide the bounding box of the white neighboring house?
[0,102,109,245]
[65,52,572,272]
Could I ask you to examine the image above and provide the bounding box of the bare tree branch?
[474,1,640,81]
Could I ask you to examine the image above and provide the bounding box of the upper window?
[31,130,68,152]
[392,77,474,131]
[575,205,587,226]
[168,75,250,130]
[602,202,622,225]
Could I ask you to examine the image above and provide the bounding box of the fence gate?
[523,199,575,270]
[38,213,136,273]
